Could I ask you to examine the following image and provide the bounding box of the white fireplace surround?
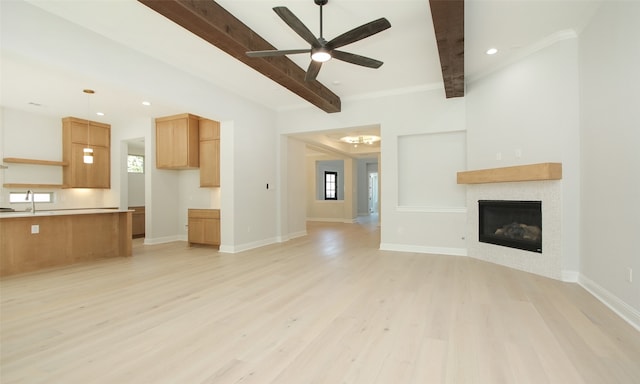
[457,163,568,281]
[467,180,563,280]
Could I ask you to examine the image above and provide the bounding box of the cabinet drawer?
[188,209,219,219]
[188,209,220,246]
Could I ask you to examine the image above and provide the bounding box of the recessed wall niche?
[397,130,466,207]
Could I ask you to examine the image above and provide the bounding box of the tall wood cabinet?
[62,117,111,188]
[155,113,199,169]
[199,118,220,187]
[188,209,220,246]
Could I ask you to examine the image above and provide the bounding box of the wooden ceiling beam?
[138,0,341,113]
[429,0,465,98]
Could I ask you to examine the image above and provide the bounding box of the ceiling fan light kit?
[311,48,332,63]
[246,0,391,81]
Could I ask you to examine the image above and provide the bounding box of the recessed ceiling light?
[486,48,498,55]
[96,112,105,116]
[142,101,151,106]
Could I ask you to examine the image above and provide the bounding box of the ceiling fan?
[246,0,391,82]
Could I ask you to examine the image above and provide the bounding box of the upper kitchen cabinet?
[156,113,199,169]
[62,117,111,188]
[199,118,220,187]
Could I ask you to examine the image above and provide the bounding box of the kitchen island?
[0,209,132,276]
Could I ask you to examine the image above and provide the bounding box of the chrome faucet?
[25,190,35,214]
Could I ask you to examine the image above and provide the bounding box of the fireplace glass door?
[478,200,542,253]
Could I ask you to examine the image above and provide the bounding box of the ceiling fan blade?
[305,60,322,82]
[328,18,391,49]
[332,50,384,69]
[246,49,310,58]
[273,7,320,47]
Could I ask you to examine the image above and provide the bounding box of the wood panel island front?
[0,209,132,276]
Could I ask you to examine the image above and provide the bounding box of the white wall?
[278,87,467,255]
[305,154,376,222]
[466,36,581,275]
[227,111,278,251]
[466,36,580,170]
[306,153,354,223]
[578,2,640,326]
[0,108,4,197]
[280,137,307,240]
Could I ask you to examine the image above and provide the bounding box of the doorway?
[126,139,146,238]
[368,171,379,214]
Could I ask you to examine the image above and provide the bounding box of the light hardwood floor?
[1,219,639,383]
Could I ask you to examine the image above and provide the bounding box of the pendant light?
[83,89,94,164]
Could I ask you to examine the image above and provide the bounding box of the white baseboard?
[578,274,640,332]
[221,231,307,253]
[219,237,278,253]
[307,217,356,224]
[218,245,234,253]
[143,235,184,245]
[561,270,579,283]
[277,230,307,242]
[379,243,467,257]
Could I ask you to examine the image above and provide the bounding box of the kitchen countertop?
[0,208,132,219]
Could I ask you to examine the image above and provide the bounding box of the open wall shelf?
[3,157,67,166]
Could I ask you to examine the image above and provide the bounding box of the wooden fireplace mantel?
[457,163,562,184]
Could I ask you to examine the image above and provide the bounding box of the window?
[316,160,343,201]
[324,171,338,200]
[9,192,54,203]
[127,155,144,173]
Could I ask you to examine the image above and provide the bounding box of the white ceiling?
[1,0,602,157]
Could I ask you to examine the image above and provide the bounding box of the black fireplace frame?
[478,200,542,253]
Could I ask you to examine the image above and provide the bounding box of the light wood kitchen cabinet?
[199,118,220,187]
[68,118,110,146]
[68,144,110,188]
[188,209,220,246]
[156,113,200,169]
[0,210,131,277]
[62,117,111,188]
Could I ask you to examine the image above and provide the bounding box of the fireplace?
[478,200,542,253]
